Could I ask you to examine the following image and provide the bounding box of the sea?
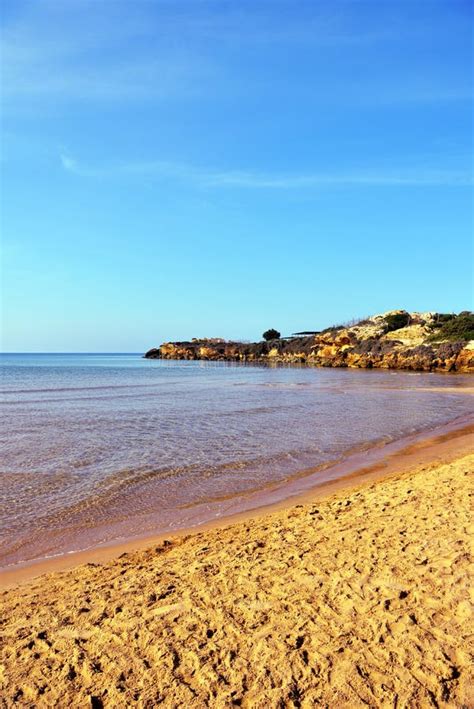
[1,353,472,570]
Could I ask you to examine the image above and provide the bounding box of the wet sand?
[1,430,473,707]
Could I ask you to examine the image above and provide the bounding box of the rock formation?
[145,310,474,373]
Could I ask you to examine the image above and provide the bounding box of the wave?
[0,382,169,395]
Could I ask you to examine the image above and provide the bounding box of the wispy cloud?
[2,1,471,108]
[1,1,216,105]
[59,154,79,172]
[59,153,473,188]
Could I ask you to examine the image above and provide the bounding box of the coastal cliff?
[145,310,474,373]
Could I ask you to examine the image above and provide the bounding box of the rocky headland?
[145,310,474,373]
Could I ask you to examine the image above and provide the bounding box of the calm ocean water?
[1,353,473,568]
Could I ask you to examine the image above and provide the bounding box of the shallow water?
[1,353,472,568]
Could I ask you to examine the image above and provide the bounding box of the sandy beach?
[1,432,473,708]
[3,0,473,705]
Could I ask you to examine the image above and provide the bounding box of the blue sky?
[1,0,472,351]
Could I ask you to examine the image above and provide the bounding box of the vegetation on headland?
[383,312,411,332]
[145,310,474,372]
[262,328,281,341]
[426,311,474,342]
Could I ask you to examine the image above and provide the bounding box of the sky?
[1,0,473,352]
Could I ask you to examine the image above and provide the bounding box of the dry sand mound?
[1,454,473,708]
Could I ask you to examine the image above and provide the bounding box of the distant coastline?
[145,309,474,373]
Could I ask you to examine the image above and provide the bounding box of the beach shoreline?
[1,433,473,706]
[2,417,472,589]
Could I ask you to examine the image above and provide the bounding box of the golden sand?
[1,446,473,707]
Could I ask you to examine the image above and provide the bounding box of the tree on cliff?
[262,328,281,341]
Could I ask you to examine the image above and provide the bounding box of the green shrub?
[435,313,456,324]
[384,312,410,332]
[427,312,474,342]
